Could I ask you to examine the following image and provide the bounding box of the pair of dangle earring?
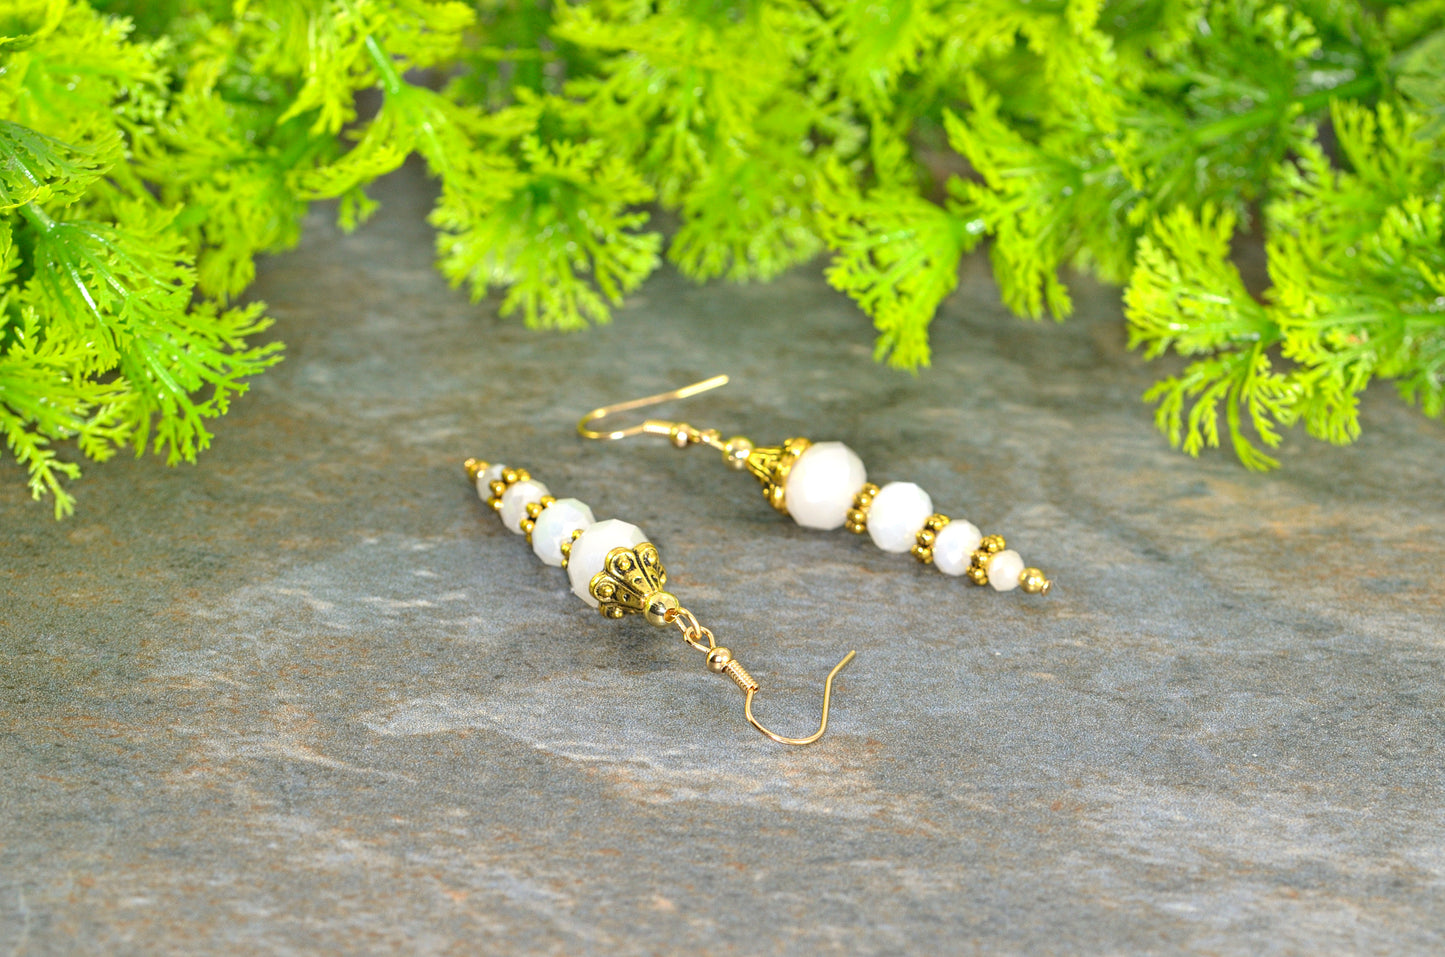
[465,375,1051,747]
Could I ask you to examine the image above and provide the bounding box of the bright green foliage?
[3,1,1445,516]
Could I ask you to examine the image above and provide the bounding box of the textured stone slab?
[2,164,1442,954]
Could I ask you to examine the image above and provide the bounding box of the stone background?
[2,165,1442,954]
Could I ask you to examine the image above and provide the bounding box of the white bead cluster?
[474,462,648,609]
[779,442,1045,593]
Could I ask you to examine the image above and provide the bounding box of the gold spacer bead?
[515,468,531,482]
[911,544,934,564]
[489,479,508,499]
[525,501,545,520]
[490,497,504,512]
[1019,568,1051,595]
[539,495,556,508]
[463,458,488,481]
[723,435,754,471]
[845,521,867,534]
[644,591,680,627]
[966,565,989,586]
[706,647,734,673]
[501,468,520,485]
[858,483,880,499]
[916,528,937,547]
[980,534,1006,554]
[520,517,535,535]
[924,513,951,532]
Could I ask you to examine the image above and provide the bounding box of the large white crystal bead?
[987,549,1025,591]
[784,441,867,530]
[567,519,649,607]
[531,498,595,567]
[476,462,507,499]
[932,519,983,576]
[500,479,549,533]
[866,481,934,553]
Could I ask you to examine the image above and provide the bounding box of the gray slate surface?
[2,164,1443,955]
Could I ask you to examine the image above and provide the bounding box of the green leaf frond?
[816,159,978,369]
[432,134,662,330]
[1126,203,1296,469]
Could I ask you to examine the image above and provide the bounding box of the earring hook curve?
[743,650,856,746]
[577,374,731,441]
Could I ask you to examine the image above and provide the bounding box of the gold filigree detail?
[588,543,674,621]
[744,437,812,514]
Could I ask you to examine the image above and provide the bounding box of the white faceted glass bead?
[867,482,934,553]
[499,479,549,533]
[531,498,595,567]
[987,549,1025,591]
[476,462,507,500]
[784,441,867,530]
[932,519,984,576]
[567,519,648,607]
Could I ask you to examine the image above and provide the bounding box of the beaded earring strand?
[578,376,1053,596]
[463,459,855,746]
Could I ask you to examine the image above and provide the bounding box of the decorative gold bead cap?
[587,543,673,621]
[846,483,881,534]
[744,437,812,513]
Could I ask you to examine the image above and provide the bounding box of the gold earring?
[462,458,854,746]
[578,375,1052,595]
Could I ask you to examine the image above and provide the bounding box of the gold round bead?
[515,468,531,481]
[463,458,487,481]
[539,495,556,508]
[524,501,545,520]
[911,545,934,564]
[669,423,691,448]
[723,436,754,470]
[520,517,535,535]
[706,647,734,673]
[501,468,519,485]
[644,591,680,627]
[490,497,504,512]
[1020,568,1051,595]
[981,534,1006,554]
[488,479,507,499]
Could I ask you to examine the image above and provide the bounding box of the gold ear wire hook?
[577,374,731,441]
[743,650,856,746]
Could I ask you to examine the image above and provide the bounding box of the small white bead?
[784,441,867,530]
[987,549,1025,591]
[499,479,549,533]
[932,520,983,576]
[566,519,648,606]
[476,462,506,499]
[531,498,595,567]
[867,481,934,553]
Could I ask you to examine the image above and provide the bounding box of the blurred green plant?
[1,0,1442,514]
